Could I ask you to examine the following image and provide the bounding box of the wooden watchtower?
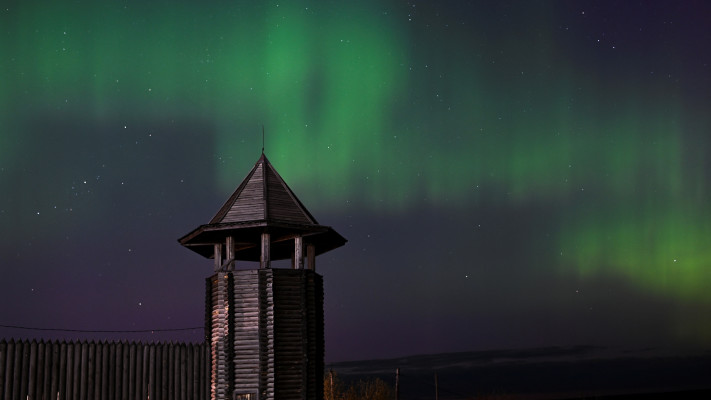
[178,153,346,400]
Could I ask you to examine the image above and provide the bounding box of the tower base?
[206,269,324,400]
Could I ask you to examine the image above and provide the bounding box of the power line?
[0,324,203,334]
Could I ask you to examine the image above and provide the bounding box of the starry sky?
[1,1,710,364]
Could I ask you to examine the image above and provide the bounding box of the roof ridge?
[261,155,318,224]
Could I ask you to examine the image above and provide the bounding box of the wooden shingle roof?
[209,153,317,225]
[178,153,346,261]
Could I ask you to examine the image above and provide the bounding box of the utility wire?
[0,324,203,333]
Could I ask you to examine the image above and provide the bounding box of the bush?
[325,372,395,400]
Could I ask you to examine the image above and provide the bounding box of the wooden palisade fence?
[0,339,210,400]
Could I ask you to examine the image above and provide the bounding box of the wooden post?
[214,243,223,271]
[306,244,316,271]
[294,236,304,269]
[226,236,235,271]
[435,372,439,400]
[395,367,399,400]
[261,232,271,269]
[329,370,334,400]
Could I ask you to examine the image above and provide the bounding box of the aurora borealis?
[2,0,711,367]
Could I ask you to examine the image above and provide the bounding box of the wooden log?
[91,342,101,400]
[153,344,161,400]
[168,343,174,400]
[148,344,155,400]
[196,343,203,400]
[180,344,187,400]
[141,344,149,400]
[58,342,68,400]
[115,342,124,400]
[214,243,223,272]
[131,343,140,400]
[185,344,193,400]
[18,340,30,400]
[87,342,96,400]
[0,340,6,400]
[226,236,235,271]
[123,341,131,400]
[261,232,271,268]
[142,344,150,399]
[47,341,58,400]
[101,344,109,400]
[5,341,14,400]
[107,343,116,400]
[79,341,88,400]
[122,342,131,400]
[4,341,22,399]
[174,344,181,400]
[161,343,169,400]
[294,236,304,269]
[66,342,76,400]
[28,340,38,400]
[36,341,47,400]
[202,342,209,400]
[307,244,316,271]
[72,341,82,400]
[190,344,198,400]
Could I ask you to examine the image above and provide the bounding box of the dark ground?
[326,346,711,399]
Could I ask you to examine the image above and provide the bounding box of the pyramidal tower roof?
[178,153,346,261]
[209,153,317,225]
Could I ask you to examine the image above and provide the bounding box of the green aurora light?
[1,1,710,345]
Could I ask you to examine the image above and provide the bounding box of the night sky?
[1,1,710,365]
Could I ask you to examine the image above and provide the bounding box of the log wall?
[0,339,210,400]
[206,269,324,400]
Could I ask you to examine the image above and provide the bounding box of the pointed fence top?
[178,154,346,261]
